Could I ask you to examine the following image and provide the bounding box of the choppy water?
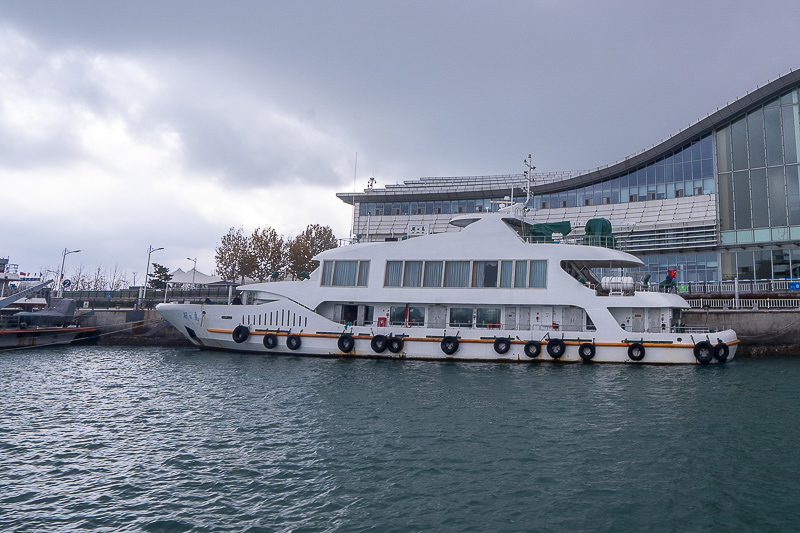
[1,347,799,532]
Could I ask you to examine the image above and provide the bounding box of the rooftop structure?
[338,69,800,285]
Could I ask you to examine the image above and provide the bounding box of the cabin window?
[529,260,547,288]
[332,261,358,286]
[403,261,423,287]
[390,305,425,326]
[473,261,498,287]
[444,261,470,287]
[423,261,443,287]
[500,261,513,288]
[449,307,473,327]
[514,261,527,288]
[385,261,403,286]
[476,308,501,328]
[357,261,370,287]
[321,261,333,286]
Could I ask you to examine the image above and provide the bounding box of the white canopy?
[169,268,224,286]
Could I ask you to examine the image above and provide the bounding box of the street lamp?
[187,257,197,287]
[141,245,164,309]
[58,248,80,297]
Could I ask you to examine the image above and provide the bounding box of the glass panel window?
[390,306,406,326]
[514,261,527,288]
[719,173,734,231]
[733,170,752,230]
[737,251,754,280]
[751,169,769,228]
[332,261,358,286]
[500,261,513,288]
[765,106,783,166]
[385,261,402,287]
[423,261,443,287]
[717,126,732,172]
[787,165,800,225]
[747,109,766,168]
[473,261,498,287]
[403,261,422,287]
[444,261,470,287]
[449,307,473,327]
[391,305,426,326]
[769,166,788,227]
[783,104,800,165]
[476,308,501,328]
[731,117,748,171]
[773,250,790,279]
[755,250,772,279]
[529,260,547,288]
[321,261,333,286]
[357,261,370,287]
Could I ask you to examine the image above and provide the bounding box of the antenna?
[523,153,536,208]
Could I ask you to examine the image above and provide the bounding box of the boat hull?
[0,327,99,349]
[158,302,737,365]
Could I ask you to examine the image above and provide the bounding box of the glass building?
[338,69,800,284]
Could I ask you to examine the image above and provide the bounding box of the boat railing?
[337,319,719,335]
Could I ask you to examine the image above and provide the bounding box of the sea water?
[1,346,799,532]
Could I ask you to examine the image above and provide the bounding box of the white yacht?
[157,204,737,364]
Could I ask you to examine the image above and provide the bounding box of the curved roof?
[339,68,800,203]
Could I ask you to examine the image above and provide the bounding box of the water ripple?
[1,349,799,531]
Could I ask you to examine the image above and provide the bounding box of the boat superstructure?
[158,205,737,364]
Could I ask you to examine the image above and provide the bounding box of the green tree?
[215,227,256,283]
[285,224,338,279]
[249,226,285,281]
[149,263,172,289]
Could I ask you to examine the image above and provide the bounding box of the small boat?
[0,282,98,349]
[158,203,737,364]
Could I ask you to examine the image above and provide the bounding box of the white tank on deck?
[601,276,634,292]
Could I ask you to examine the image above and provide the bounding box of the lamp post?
[141,245,164,309]
[58,248,80,297]
[187,257,197,287]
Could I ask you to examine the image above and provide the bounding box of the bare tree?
[285,224,338,279]
[108,263,128,290]
[89,266,108,291]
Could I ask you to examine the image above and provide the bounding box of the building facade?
[337,69,800,285]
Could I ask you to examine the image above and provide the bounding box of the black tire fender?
[694,340,713,364]
[493,337,511,354]
[524,340,541,358]
[578,342,596,361]
[371,334,388,353]
[441,336,459,355]
[286,334,302,351]
[547,338,566,358]
[232,325,249,344]
[263,333,278,349]
[628,342,645,361]
[337,333,355,353]
[713,342,730,362]
[387,336,404,353]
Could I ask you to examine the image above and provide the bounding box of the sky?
[2,0,799,284]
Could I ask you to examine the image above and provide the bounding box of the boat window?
[473,261,498,287]
[514,261,527,288]
[357,261,370,287]
[390,305,426,326]
[385,261,402,286]
[444,261,470,287]
[321,261,333,286]
[333,261,358,286]
[500,261,513,288]
[476,308,501,328]
[423,261,443,287]
[529,260,547,288]
[403,261,423,287]
[449,307,473,327]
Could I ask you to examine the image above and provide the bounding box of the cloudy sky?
[2,0,798,282]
